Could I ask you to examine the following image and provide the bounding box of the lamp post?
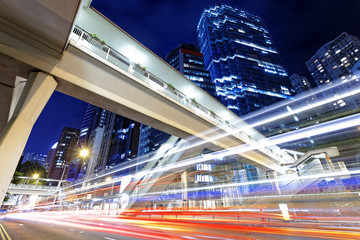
[106,176,115,196]
[33,173,39,186]
[79,148,95,181]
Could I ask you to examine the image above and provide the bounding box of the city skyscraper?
[47,127,80,180]
[164,43,217,98]
[21,152,47,166]
[197,4,292,116]
[44,142,57,171]
[306,32,360,86]
[70,104,141,180]
[289,74,312,94]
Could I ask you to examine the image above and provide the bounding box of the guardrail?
[8,183,58,190]
[69,26,285,163]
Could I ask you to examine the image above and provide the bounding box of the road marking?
[104,237,116,240]
[18,224,24,227]
[0,224,11,240]
[69,229,74,231]
[79,231,84,234]
[0,225,5,240]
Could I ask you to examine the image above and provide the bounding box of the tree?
[13,161,47,184]
[17,161,47,177]
[11,171,24,184]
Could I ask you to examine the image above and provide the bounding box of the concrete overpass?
[7,183,58,196]
[0,0,294,203]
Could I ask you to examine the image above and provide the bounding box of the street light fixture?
[80,148,90,158]
[33,173,39,179]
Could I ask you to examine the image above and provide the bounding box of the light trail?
[123,112,360,183]
[143,167,360,196]
[75,75,360,188]
[48,74,360,205]
[58,111,360,202]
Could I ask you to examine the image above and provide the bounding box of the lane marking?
[18,224,24,227]
[0,224,11,240]
[79,231,84,234]
[104,237,116,240]
[0,225,6,240]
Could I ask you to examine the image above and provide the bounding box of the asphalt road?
[1,212,360,240]
[0,217,141,240]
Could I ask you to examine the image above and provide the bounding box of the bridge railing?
[69,26,285,163]
[8,183,58,191]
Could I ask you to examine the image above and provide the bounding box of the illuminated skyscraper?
[306,32,360,86]
[289,74,311,94]
[197,4,292,115]
[69,104,141,181]
[47,127,80,180]
[164,43,217,98]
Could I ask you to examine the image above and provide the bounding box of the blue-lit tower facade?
[197,5,292,116]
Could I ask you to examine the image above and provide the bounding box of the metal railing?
[8,183,58,191]
[69,26,286,163]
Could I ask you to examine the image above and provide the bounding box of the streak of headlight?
[61,76,360,193]
[245,86,360,129]
[61,112,360,198]
[242,74,359,121]
[131,112,360,177]
[145,168,360,196]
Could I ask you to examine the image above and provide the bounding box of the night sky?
[24,0,360,154]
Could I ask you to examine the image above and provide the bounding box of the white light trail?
[58,75,360,200]
[61,111,360,199]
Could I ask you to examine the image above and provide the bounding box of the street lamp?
[33,173,39,186]
[80,148,90,158]
[106,176,114,195]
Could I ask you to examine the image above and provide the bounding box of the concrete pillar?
[0,72,57,204]
[8,76,27,121]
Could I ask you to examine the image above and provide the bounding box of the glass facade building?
[306,32,360,86]
[47,127,80,180]
[69,104,141,181]
[289,74,312,94]
[164,43,217,98]
[197,4,292,116]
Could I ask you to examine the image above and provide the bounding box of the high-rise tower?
[306,32,360,86]
[197,5,292,115]
[289,74,311,94]
[164,43,217,98]
[47,127,80,180]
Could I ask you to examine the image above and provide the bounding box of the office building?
[289,74,312,94]
[71,104,141,180]
[21,152,47,166]
[197,4,292,116]
[44,142,57,171]
[164,43,217,98]
[306,32,360,85]
[47,127,80,180]
[94,113,141,172]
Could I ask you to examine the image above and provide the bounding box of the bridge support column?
[0,72,57,204]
